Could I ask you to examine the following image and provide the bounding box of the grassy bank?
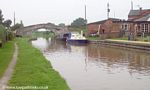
[87,36,100,40]
[0,41,14,78]
[9,38,69,90]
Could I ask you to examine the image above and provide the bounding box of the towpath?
[0,43,18,90]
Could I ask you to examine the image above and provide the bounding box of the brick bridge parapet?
[16,23,69,36]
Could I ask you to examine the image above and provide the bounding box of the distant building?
[128,9,150,36]
[128,9,150,21]
[87,8,150,39]
[87,18,124,39]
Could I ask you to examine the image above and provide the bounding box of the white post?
[81,30,83,37]
[97,24,101,35]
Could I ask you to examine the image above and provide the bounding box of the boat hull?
[59,38,67,41]
[67,39,89,44]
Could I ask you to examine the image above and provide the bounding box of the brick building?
[128,9,150,21]
[87,9,150,39]
[87,18,122,39]
[128,9,150,36]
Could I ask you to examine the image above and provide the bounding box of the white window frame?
[141,23,148,33]
[121,23,129,31]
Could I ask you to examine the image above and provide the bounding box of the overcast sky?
[0,0,150,26]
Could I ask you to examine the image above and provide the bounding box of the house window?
[125,24,128,30]
[141,24,148,33]
[121,24,129,31]
[138,25,140,30]
[102,29,105,34]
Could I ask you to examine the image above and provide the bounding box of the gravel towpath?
[0,43,18,90]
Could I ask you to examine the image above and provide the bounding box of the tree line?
[0,9,23,47]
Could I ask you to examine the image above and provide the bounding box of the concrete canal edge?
[89,39,150,51]
[0,43,18,90]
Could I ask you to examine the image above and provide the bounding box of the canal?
[32,37,150,90]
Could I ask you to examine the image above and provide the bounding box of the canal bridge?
[16,23,69,36]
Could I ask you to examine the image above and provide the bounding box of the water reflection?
[32,37,51,51]
[32,38,150,90]
[86,45,150,76]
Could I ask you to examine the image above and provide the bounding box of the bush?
[0,25,6,43]
[6,31,14,41]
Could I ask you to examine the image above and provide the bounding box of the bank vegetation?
[8,38,70,90]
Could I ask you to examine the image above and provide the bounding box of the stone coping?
[106,39,150,46]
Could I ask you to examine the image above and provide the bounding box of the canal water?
[32,37,150,90]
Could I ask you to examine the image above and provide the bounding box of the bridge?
[16,23,69,36]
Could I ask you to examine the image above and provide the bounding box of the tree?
[11,23,23,31]
[71,17,87,27]
[3,19,12,28]
[0,9,14,42]
[59,23,65,27]
[20,20,24,27]
[0,25,6,43]
[0,9,4,24]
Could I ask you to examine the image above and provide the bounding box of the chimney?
[139,7,142,15]
[140,7,142,11]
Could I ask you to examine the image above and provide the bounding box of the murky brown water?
[32,37,150,90]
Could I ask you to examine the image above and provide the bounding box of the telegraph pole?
[85,4,87,30]
[14,12,16,25]
[84,0,88,35]
[85,5,87,23]
[131,1,133,10]
[84,0,87,22]
[107,3,110,19]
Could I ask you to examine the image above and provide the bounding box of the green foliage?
[59,23,65,27]
[7,31,14,41]
[3,19,12,28]
[0,9,14,44]
[87,36,100,40]
[20,20,24,27]
[0,41,14,78]
[9,38,70,90]
[68,26,88,36]
[0,9,4,24]
[0,25,14,43]
[32,31,55,39]
[0,25,6,43]
[71,17,86,27]
[135,36,150,42]
[11,23,23,31]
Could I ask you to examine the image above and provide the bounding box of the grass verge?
[8,38,70,90]
[87,36,100,40]
[0,41,14,78]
